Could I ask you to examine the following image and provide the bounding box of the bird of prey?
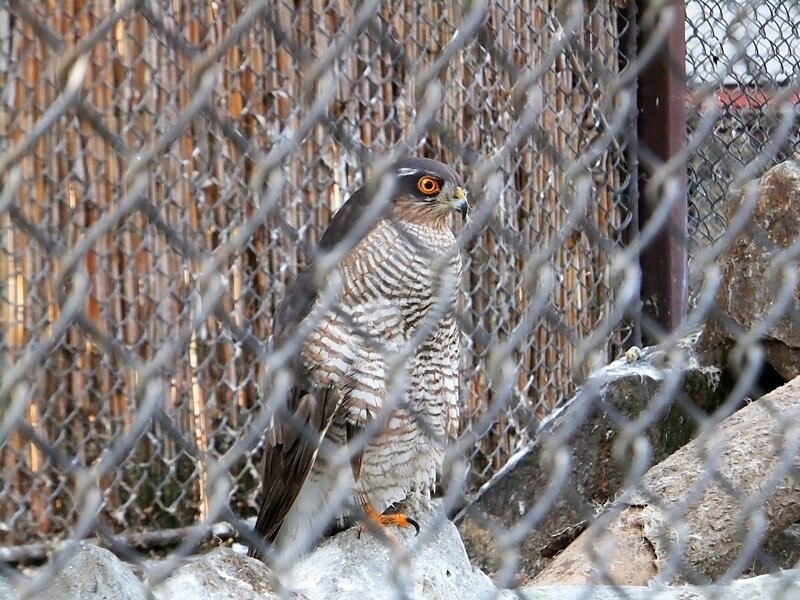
[248,157,468,562]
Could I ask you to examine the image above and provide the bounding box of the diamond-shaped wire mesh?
[686,0,800,276]
[0,0,632,548]
[1,0,800,597]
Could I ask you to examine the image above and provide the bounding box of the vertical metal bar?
[622,0,643,349]
[636,0,688,342]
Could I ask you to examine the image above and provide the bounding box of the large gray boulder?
[285,509,496,600]
[505,568,800,599]
[458,334,726,582]
[0,576,19,600]
[152,547,276,600]
[706,159,800,380]
[533,375,800,586]
[33,543,147,600]
[11,506,494,600]
[7,540,799,600]
[151,505,496,600]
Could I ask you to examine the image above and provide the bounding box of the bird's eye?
[417,176,441,196]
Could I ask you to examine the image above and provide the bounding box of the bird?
[248,157,468,563]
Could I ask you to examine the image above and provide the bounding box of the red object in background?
[692,86,800,109]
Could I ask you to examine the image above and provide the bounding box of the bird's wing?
[272,184,383,345]
[249,265,340,559]
[250,187,385,560]
[249,381,339,559]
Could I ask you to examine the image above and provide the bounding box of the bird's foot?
[358,501,420,539]
[372,511,421,535]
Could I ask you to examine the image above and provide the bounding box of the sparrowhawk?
[248,157,467,562]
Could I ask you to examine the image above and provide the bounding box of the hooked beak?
[449,186,469,220]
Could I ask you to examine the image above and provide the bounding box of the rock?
[534,376,800,585]
[152,547,276,600]
[503,567,800,599]
[37,543,147,600]
[0,576,19,600]
[759,523,800,575]
[285,504,496,600]
[710,159,800,380]
[457,333,727,582]
[152,504,496,600]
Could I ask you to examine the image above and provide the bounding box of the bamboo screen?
[0,1,631,549]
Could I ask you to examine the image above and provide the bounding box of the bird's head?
[385,158,468,226]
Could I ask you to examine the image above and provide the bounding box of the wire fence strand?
[1,0,800,597]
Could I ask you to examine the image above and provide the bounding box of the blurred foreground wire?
[1,0,799,597]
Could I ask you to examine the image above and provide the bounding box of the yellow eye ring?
[417,176,441,196]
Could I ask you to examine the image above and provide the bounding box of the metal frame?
[636,0,689,341]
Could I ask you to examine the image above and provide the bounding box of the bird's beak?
[449,186,469,220]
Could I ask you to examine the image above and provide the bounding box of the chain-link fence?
[1,0,800,597]
[686,0,800,275]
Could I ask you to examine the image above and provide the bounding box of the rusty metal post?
[636,0,688,342]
